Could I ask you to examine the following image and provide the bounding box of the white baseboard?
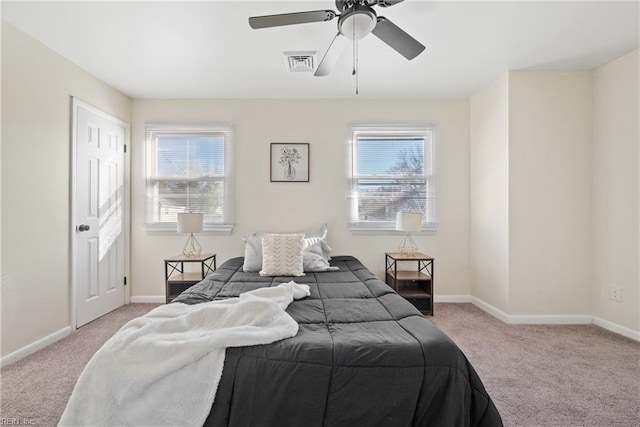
[0,326,71,368]
[130,296,165,303]
[468,296,511,323]
[435,295,472,303]
[469,296,592,324]
[593,316,640,341]
[460,296,638,341]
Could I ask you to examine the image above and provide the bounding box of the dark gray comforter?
[172,256,502,426]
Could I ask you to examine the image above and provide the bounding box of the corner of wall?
[591,48,640,334]
[469,73,510,313]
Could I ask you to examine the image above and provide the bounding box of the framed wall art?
[270,143,309,182]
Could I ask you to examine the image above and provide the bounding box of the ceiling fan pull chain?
[352,22,356,76]
[354,40,360,95]
[351,22,359,95]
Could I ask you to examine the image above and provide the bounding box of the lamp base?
[398,233,418,256]
[182,233,202,258]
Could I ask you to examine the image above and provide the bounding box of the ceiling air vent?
[283,51,317,72]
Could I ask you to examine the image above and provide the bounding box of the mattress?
[172,256,502,426]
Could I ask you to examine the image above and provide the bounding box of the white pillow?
[302,241,339,272]
[242,233,262,272]
[304,224,331,261]
[260,233,305,277]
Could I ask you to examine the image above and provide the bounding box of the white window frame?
[144,124,233,234]
[348,124,437,233]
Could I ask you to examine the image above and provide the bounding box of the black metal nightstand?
[385,252,434,315]
[164,253,216,303]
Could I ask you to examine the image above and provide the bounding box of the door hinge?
[124,276,127,286]
[124,144,127,153]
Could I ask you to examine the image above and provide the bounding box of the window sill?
[144,223,234,235]
[348,225,438,236]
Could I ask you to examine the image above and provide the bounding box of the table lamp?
[177,212,203,257]
[396,211,422,256]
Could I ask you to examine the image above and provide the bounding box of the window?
[349,125,436,231]
[145,125,232,232]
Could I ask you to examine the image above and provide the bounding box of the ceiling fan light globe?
[338,8,377,40]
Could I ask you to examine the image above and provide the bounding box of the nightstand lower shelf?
[397,282,432,314]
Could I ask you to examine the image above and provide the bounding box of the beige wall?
[508,71,593,315]
[1,22,130,357]
[592,49,640,332]
[130,99,471,298]
[470,70,594,317]
[470,73,510,312]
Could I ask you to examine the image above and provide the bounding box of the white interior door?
[73,99,127,327]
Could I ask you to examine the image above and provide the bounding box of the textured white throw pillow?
[260,233,305,277]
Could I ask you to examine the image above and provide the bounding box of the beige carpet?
[0,304,161,426]
[1,302,638,426]
[430,303,640,426]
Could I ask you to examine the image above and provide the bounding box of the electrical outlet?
[609,286,624,302]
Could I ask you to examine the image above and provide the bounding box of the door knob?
[78,224,91,232]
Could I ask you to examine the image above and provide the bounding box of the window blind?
[145,127,232,231]
[349,127,437,230]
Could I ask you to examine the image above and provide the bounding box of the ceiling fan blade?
[371,16,425,60]
[377,0,406,7]
[249,10,337,29]
[314,33,349,77]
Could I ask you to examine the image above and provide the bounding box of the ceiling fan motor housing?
[335,0,404,11]
[338,3,377,40]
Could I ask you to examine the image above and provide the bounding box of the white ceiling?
[2,0,639,99]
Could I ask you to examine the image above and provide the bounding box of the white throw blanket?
[59,281,311,427]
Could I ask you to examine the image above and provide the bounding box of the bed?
[172,255,503,426]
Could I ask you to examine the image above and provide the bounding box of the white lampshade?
[396,212,422,233]
[177,213,203,234]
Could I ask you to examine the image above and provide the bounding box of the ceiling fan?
[248,0,425,77]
